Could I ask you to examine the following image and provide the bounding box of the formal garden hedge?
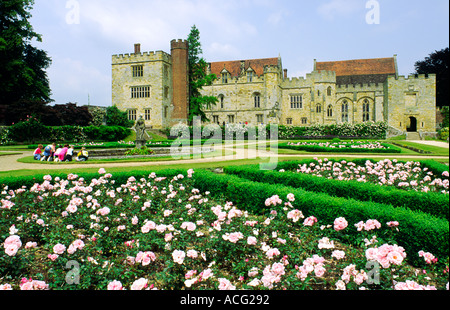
[223,162,449,220]
[191,170,449,267]
[2,115,131,144]
[0,165,448,290]
[278,141,402,153]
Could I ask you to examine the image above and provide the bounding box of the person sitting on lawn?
[58,144,69,162]
[65,145,75,162]
[76,147,89,162]
[54,145,63,162]
[41,143,56,161]
[33,144,43,161]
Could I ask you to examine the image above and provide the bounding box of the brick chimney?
[170,39,189,125]
[134,43,141,54]
[284,69,288,79]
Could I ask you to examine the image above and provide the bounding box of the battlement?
[306,70,336,83]
[171,39,189,50]
[389,73,436,81]
[112,50,171,64]
[336,82,384,92]
[263,65,282,74]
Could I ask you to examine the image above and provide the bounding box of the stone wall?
[384,74,436,134]
[112,48,172,129]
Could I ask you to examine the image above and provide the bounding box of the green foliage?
[8,115,48,142]
[0,0,52,112]
[106,106,134,128]
[8,123,130,143]
[278,122,388,139]
[192,170,449,267]
[124,147,154,156]
[187,25,218,123]
[223,163,449,220]
[278,142,402,153]
[438,127,449,141]
[83,126,131,142]
[415,48,449,108]
[89,107,106,127]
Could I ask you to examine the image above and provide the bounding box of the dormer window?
[221,68,230,84]
[247,68,254,83]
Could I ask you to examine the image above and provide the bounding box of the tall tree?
[186,25,218,123]
[415,47,449,107]
[0,0,52,124]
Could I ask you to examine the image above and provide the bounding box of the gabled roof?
[209,58,279,77]
[316,57,397,77]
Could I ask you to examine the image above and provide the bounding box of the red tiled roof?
[209,58,279,77]
[316,57,396,77]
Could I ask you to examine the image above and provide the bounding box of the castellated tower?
[170,39,190,126]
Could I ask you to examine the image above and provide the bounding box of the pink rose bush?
[0,169,447,290]
[296,158,449,194]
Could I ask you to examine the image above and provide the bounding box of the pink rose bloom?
[187,250,198,259]
[25,242,37,249]
[418,251,436,264]
[287,193,295,202]
[266,248,281,259]
[53,243,66,255]
[364,219,381,231]
[388,251,404,266]
[271,263,285,276]
[130,278,148,290]
[287,210,304,223]
[48,254,59,261]
[334,217,348,231]
[181,222,196,231]
[303,216,318,227]
[218,278,236,290]
[5,244,20,256]
[200,268,213,280]
[332,250,346,260]
[107,280,123,290]
[164,233,173,242]
[141,221,156,233]
[98,168,106,174]
[247,236,257,246]
[172,250,186,265]
[72,239,85,250]
[226,232,244,243]
[97,207,111,216]
[67,244,77,255]
[0,284,12,290]
[387,221,399,227]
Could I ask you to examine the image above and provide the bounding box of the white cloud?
[267,10,290,26]
[206,42,241,60]
[317,0,362,21]
[48,56,110,105]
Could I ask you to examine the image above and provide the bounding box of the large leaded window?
[290,95,302,109]
[363,99,371,122]
[342,100,349,123]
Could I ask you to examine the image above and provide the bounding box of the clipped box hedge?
[192,170,449,267]
[223,164,449,221]
[278,142,402,153]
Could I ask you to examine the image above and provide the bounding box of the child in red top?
[34,144,43,161]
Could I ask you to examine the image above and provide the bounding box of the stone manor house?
[112,39,437,137]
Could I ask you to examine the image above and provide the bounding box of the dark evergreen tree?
[186,25,218,123]
[0,0,52,124]
[415,47,449,107]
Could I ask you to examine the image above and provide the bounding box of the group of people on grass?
[33,143,89,162]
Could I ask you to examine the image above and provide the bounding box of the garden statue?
[134,115,148,148]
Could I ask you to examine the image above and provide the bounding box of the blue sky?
[29,0,449,107]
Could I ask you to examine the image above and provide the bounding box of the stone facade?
[112,40,437,136]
